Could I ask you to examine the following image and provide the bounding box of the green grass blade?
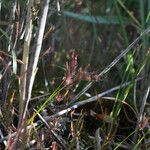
[63,11,129,25]
[0,28,17,74]
[113,0,129,46]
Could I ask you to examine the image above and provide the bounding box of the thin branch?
[0,77,144,143]
[70,26,150,104]
[18,0,33,125]
[139,80,150,121]
[22,0,50,122]
[35,109,67,148]
[133,75,150,142]
[46,77,143,121]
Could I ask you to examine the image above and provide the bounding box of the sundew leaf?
[63,11,129,25]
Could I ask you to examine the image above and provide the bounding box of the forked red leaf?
[139,116,150,130]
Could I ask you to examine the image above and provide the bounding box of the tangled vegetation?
[0,0,150,149]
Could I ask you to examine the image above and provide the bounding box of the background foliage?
[0,0,150,149]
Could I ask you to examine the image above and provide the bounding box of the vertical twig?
[18,0,33,125]
[133,75,150,143]
[22,0,50,122]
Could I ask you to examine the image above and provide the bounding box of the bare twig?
[0,77,144,143]
[35,109,67,148]
[18,0,33,125]
[133,75,150,142]
[21,0,50,123]
[70,26,150,104]
[46,77,143,121]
